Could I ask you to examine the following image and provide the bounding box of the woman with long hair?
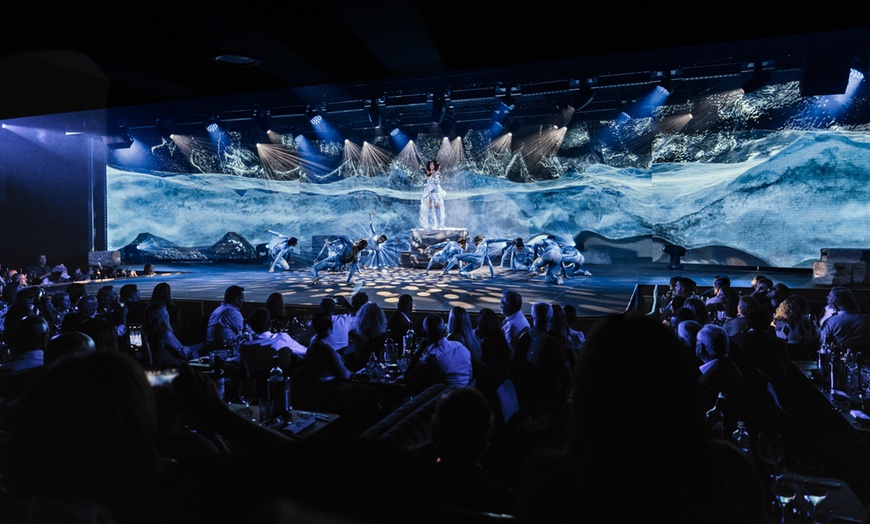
[143,301,193,367]
[346,301,388,371]
[150,282,183,339]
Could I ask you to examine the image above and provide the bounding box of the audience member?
[514,313,770,524]
[562,304,586,353]
[696,323,749,437]
[766,283,791,315]
[291,310,353,413]
[120,283,146,327]
[705,275,739,321]
[724,295,758,338]
[344,301,388,371]
[78,316,122,354]
[316,295,357,351]
[44,331,97,367]
[2,315,50,373]
[152,282,183,339]
[265,291,289,332]
[388,293,415,354]
[145,301,195,367]
[26,254,52,286]
[772,294,818,359]
[510,302,572,425]
[500,290,529,354]
[205,285,246,351]
[549,303,579,368]
[431,386,516,515]
[447,306,482,379]
[238,307,305,377]
[677,319,703,364]
[730,306,791,389]
[474,307,514,407]
[819,286,870,353]
[682,295,710,325]
[405,314,472,395]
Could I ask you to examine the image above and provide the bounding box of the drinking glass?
[773,477,797,524]
[802,484,829,523]
[756,430,786,480]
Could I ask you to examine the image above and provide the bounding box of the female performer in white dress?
[419,160,446,229]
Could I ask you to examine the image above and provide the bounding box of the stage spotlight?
[205,115,222,133]
[741,62,772,95]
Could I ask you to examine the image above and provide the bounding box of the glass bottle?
[383,329,397,365]
[267,353,288,421]
[212,354,226,403]
[731,420,751,454]
[403,328,416,358]
[818,334,831,388]
[705,391,727,439]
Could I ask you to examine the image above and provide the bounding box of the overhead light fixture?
[253,108,271,134]
[741,61,772,95]
[156,116,174,140]
[431,89,448,124]
[367,97,382,128]
[104,115,133,149]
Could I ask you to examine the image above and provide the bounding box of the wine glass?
[756,430,786,480]
[237,376,258,422]
[802,484,829,523]
[773,477,797,524]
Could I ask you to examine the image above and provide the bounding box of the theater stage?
[71,259,827,319]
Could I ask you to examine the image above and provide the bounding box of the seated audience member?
[205,285,246,351]
[730,306,791,390]
[343,301,388,371]
[766,283,791,315]
[120,283,146,327]
[500,290,530,354]
[447,306,483,379]
[48,290,72,330]
[705,275,739,322]
[563,304,586,353]
[510,302,572,424]
[264,291,289,332]
[26,254,52,286]
[662,276,699,318]
[749,276,775,319]
[291,310,356,416]
[315,295,356,352]
[2,315,51,373]
[406,314,473,395]
[514,313,769,524]
[388,293,415,354]
[724,295,758,338]
[44,331,97,367]
[78,317,122,354]
[549,304,578,369]
[772,294,818,359]
[696,324,749,437]
[238,307,305,377]
[819,286,870,353]
[151,282,183,340]
[676,319,703,365]
[144,301,195,367]
[474,307,514,407]
[431,386,516,516]
[682,296,710,326]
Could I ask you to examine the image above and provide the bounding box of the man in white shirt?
[406,314,472,393]
[500,290,529,355]
[239,307,306,375]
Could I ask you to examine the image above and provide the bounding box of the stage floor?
[70,260,824,317]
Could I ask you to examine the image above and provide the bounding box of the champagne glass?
[756,430,786,480]
[773,477,797,524]
[802,484,829,523]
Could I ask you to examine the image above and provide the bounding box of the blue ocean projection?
[107,80,870,269]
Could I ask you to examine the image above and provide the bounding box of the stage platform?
[68,259,835,319]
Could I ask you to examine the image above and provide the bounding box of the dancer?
[361,212,390,269]
[310,235,368,285]
[442,235,508,279]
[526,235,565,284]
[419,159,446,229]
[265,230,298,272]
[425,237,467,272]
[501,237,535,271]
[560,243,592,277]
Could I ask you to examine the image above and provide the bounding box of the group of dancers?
[264,158,591,284]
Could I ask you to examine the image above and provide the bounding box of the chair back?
[495,379,520,426]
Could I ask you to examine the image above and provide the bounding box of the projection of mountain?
[107,129,870,269]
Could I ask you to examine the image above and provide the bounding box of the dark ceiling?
[3,2,870,138]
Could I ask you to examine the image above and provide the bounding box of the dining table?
[774,472,867,523]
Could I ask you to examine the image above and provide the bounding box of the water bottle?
[731,420,751,454]
[383,329,397,365]
[705,392,727,439]
[403,328,416,358]
[818,336,831,388]
[267,354,288,421]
